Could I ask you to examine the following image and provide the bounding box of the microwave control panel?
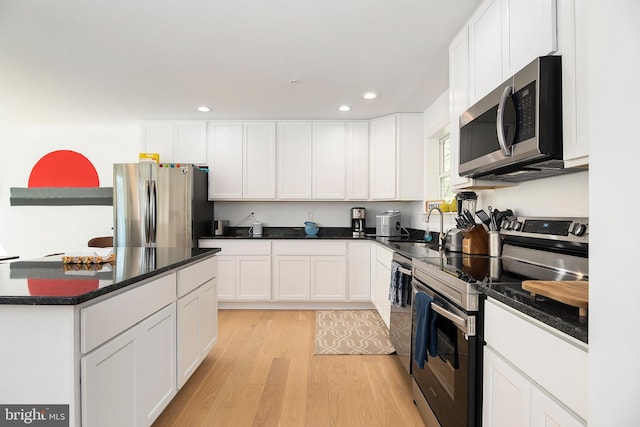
[513,81,536,143]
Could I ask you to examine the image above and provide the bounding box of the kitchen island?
[0,247,220,427]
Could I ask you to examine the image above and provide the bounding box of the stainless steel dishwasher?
[389,251,413,374]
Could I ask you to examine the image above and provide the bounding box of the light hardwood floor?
[153,309,425,426]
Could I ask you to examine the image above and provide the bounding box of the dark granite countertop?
[477,282,588,344]
[203,226,587,342]
[203,226,373,239]
[0,247,220,305]
[202,226,439,255]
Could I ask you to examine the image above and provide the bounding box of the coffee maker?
[351,207,366,237]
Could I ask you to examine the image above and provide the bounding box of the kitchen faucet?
[426,207,444,248]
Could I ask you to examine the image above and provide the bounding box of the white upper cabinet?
[277,121,313,199]
[173,122,207,164]
[143,121,207,164]
[312,121,346,199]
[503,0,557,78]
[206,121,276,200]
[449,27,473,189]
[206,121,243,199]
[369,115,397,199]
[345,121,369,200]
[557,0,588,167]
[243,121,276,199]
[469,0,558,104]
[469,0,503,104]
[143,122,173,163]
[396,113,423,200]
[370,113,423,200]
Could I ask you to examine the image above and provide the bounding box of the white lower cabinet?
[483,298,587,426]
[484,347,585,427]
[273,255,346,301]
[530,385,585,427]
[200,239,376,305]
[177,278,218,389]
[371,243,392,328]
[199,240,272,301]
[237,256,272,300]
[348,241,371,301]
[273,256,311,300]
[199,278,218,355]
[216,255,271,301]
[215,255,236,300]
[81,255,218,427]
[272,241,347,302]
[176,257,218,389]
[81,303,177,427]
[310,256,346,300]
[483,347,532,427]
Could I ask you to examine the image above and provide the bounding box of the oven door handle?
[398,266,412,276]
[430,302,474,336]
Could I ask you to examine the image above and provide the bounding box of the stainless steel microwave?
[459,56,569,182]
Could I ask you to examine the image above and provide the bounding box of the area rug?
[314,309,396,355]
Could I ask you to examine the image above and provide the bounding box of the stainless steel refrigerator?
[113,163,213,247]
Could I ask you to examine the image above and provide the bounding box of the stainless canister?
[488,231,502,257]
[213,220,227,236]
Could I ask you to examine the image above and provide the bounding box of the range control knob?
[512,221,523,231]
[571,223,588,236]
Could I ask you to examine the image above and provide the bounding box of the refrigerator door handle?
[145,180,151,244]
[151,180,158,243]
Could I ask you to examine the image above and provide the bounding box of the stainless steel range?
[410,217,588,427]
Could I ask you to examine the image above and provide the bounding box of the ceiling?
[0,0,480,124]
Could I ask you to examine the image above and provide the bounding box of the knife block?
[461,225,489,255]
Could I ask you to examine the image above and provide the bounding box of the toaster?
[376,211,401,237]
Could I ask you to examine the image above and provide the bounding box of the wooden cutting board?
[522,280,589,317]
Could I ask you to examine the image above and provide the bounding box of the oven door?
[411,279,481,427]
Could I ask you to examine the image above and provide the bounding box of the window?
[439,134,453,201]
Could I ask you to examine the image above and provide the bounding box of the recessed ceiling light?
[197,106,211,112]
[338,105,351,112]
[361,92,379,100]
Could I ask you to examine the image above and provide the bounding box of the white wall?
[476,170,589,217]
[587,1,640,425]
[0,124,141,260]
[214,200,426,231]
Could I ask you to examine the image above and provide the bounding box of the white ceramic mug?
[248,222,263,236]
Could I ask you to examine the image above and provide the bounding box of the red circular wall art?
[28,150,99,188]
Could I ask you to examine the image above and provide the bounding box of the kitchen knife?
[455,216,464,228]
[464,209,476,227]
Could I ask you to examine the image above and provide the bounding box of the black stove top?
[413,252,586,285]
[410,217,590,342]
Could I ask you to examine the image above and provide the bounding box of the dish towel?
[388,261,411,307]
[413,292,438,369]
[388,261,401,306]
